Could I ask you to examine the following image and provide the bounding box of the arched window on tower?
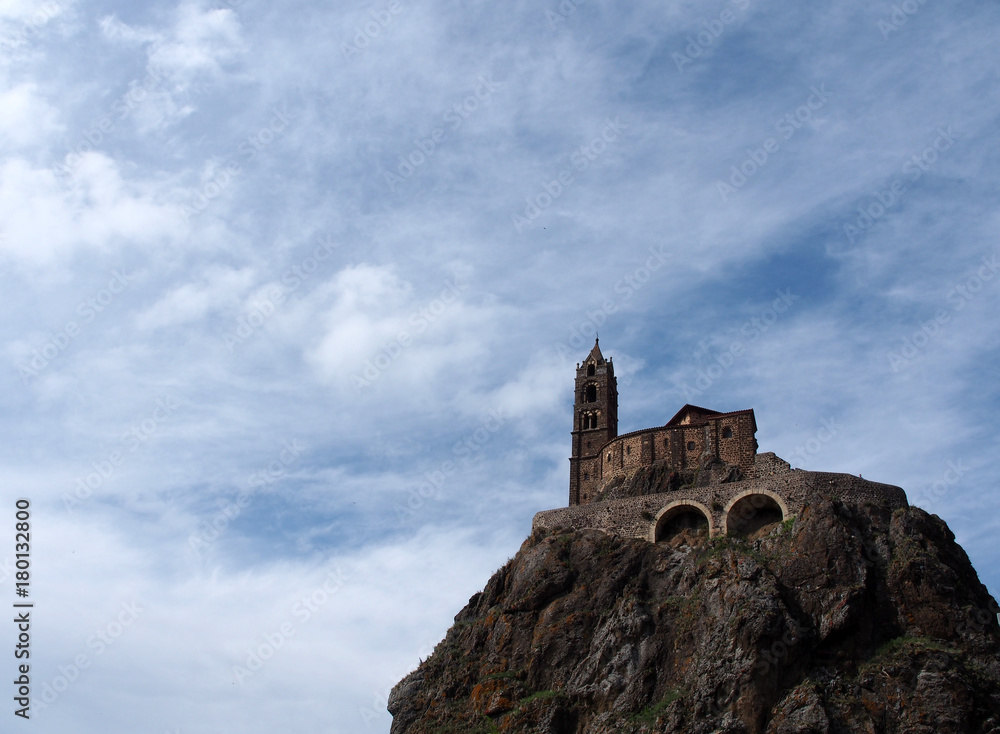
[722,426,733,439]
[585,384,597,402]
[587,363,596,376]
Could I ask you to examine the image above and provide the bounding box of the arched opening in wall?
[726,494,784,539]
[655,506,709,547]
[587,363,596,376]
[585,384,597,402]
[722,426,733,439]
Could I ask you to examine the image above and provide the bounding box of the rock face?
[389,498,1000,733]
[594,457,744,504]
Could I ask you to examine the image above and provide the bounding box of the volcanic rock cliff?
[389,494,1000,733]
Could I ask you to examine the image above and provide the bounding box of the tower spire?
[568,340,618,505]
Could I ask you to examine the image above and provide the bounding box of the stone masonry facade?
[551,340,909,542]
[537,452,909,541]
[569,339,758,506]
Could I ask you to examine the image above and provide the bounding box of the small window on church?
[687,441,695,450]
[607,453,612,462]
[722,426,733,439]
[587,363,595,376]
[625,446,631,455]
[583,472,589,480]
[586,384,597,402]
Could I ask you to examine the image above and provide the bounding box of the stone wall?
[533,459,907,542]
[592,411,757,504]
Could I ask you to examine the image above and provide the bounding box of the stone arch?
[649,500,714,544]
[724,489,789,538]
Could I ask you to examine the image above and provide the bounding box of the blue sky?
[2,0,999,731]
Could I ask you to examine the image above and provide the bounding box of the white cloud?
[135,267,256,331]
[304,264,496,397]
[24,506,512,734]
[100,2,245,92]
[0,82,61,148]
[0,0,63,29]
[0,153,182,267]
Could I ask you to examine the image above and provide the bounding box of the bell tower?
[569,338,618,505]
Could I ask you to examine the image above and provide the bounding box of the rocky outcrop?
[389,498,1000,733]
[595,456,745,504]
